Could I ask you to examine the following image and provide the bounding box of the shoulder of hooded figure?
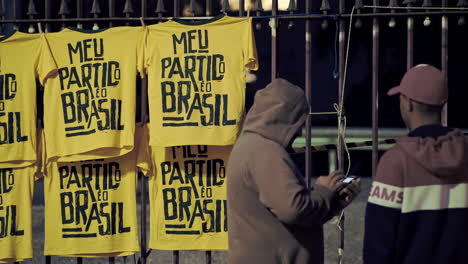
[375,145,406,187]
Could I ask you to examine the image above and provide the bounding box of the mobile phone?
[336,175,358,193]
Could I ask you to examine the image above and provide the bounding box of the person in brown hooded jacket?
[227,78,360,264]
[364,64,468,263]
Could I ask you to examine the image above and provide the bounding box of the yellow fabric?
[148,145,232,250]
[0,32,56,168]
[0,165,36,263]
[42,127,149,257]
[41,26,146,162]
[145,15,258,147]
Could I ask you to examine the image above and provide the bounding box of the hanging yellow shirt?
[147,145,232,250]
[42,127,149,257]
[41,26,145,162]
[145,15,258,147]
[0,165,37,263]
[0,32,56,168]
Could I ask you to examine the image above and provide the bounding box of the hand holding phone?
[315,171,346,193]
[336,175,358,194]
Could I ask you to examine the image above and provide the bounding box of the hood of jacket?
[241,79,308,148]
[397,129,468,177]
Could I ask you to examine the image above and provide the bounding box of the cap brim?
[387,86,401,96]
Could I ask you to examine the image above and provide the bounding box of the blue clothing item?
[408,124,453,139]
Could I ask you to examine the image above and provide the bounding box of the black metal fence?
[1,0,467,263]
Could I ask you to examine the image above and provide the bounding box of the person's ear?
[408,100,414,112]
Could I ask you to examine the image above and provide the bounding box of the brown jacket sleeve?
[249,146,335,225]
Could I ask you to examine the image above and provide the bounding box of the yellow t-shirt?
[42,26,145,162]
[42,127,149,257]
[148,145,232,250]
[0,32,56,168]
[145,15,258,146]
[0,165,37,263]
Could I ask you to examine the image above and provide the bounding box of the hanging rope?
[306,6,356,264]
[337,6,356,264]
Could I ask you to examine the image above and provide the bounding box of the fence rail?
[1,0,465,263]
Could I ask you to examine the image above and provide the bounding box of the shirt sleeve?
[251,146,335,225]
[35,33,58,86]
[243,18,258,71]
[136,124,151,176]
[36,129,47,179]
[143,28,155,74]
[363,148,404,264]
[136,26,148,78]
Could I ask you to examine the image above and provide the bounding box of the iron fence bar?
[156,0,166,20]
[109,0,115,27]
[204,1,215,261]
[0,0,3,34]
[207,1,214,262]
[288,0,297,28]
[206,251,212,264]
[174,0,180,18]
[320,0,330,29]
[141,0,147,120]
[442,0,448,126]
[0,0,4,34]
[58,0,70,29]
[189,0,195,16]
[140,3,149,258]
[140,61,149,264]
[254,0,264,30]
[457,0,467,25]
[140,171,149,264]
[27,0,37,33]
[406,1,414,70]
[354,0,363,28]
[372,2,380,180]
[239,0,245,16]
[387,0,397,28]
[142,0,147,18]
[337,4,345,173]
[221,0,230,13]
[123,0,133,26]
[337,0,346,263]
[305,0,312,188]
[206,0,213,16]
[77,0,83,28]
[44,0,51,32]
[107,5,117,257]
[12,0,17,30]
[173,251,179,264]
[172,1,180,262]
[91,0,101,29]
[76,2,88,264]
[271,0,278,80]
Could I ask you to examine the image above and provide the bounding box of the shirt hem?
[44,249,140,257]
